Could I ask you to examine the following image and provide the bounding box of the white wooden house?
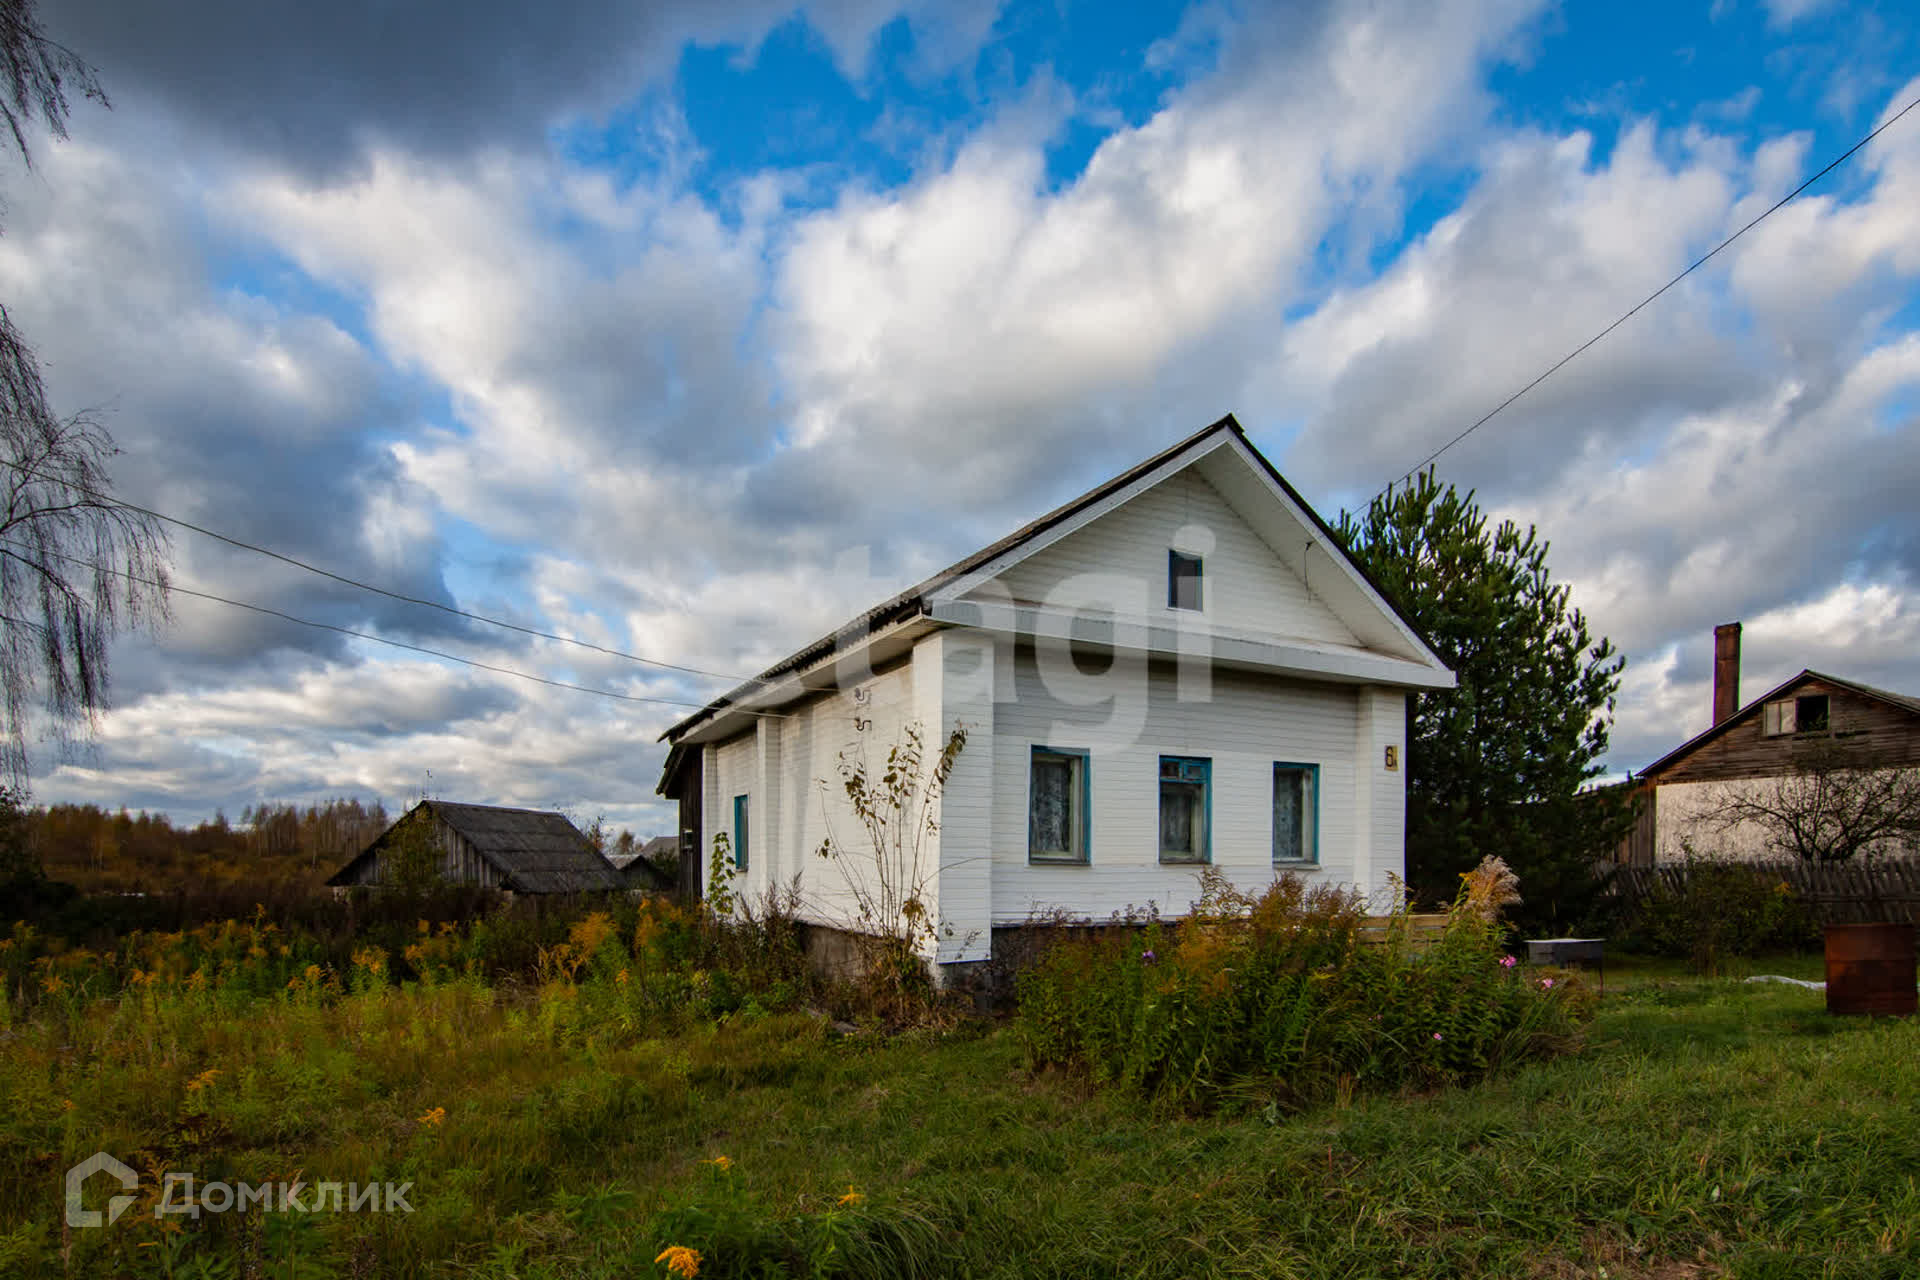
[655,415,1454,968]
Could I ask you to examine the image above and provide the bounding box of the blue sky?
[8,0,1920,831]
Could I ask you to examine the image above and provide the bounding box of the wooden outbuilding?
[325,800,626,894]
[1615,623,1920,864]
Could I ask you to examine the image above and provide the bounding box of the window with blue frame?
[1272,763,1319,864]
[1029,746,1090,863]
[1158,756,1210,863]
[732,794,750,871]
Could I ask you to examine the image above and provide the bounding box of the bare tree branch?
[1702,731,1920,863]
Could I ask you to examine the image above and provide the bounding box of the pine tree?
[1335,470,1631,931]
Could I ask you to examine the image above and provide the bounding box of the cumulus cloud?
[13,0,1920,833]
[44,0,998,179]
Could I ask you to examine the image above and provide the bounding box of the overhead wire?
[0,455,762,687]
[1377,88,1920,501]
[0,540,789,717]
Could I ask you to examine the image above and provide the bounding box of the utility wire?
[1381,88,1920,499]
[0,455,761,687]
[0,541,787,717]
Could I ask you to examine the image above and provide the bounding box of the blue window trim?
[732,793,750,872]
[1168,549,1203,611]
[1158,754,1211,864]
[1271,762,1320,866]
[1028,745,1092,865]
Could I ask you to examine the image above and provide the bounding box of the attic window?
[1795,694,1830,733]
[1764,694,1833,737]
[1168,550,1203,611]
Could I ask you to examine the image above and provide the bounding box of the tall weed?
[1016,868,1591,1107]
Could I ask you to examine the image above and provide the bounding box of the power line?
[0,455,760,687]
[0,541,786,717]
[1381,88,1920,499]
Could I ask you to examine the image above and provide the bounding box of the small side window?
[733,794,750,871]
[1168,550,1203,611]
[1273,764,1318,865]
[1762,701,1796,736]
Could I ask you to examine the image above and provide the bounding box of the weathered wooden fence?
[1609,860,1920,926]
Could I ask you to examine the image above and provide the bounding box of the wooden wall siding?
[1616,785,1658,866]
[979,464,1362,650]
[1653,678,1920,785]
[335,813,505,888]
[1611,860,1920,927]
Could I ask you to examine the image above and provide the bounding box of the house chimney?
[1712,622,1742,725]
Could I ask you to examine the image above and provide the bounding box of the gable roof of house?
[657,414,1450,767]
[325,800,625,893]
[1637,668,1920,781]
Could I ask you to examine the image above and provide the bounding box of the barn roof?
[326,801,625,893]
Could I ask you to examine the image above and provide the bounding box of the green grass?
[2,959,1916,1279]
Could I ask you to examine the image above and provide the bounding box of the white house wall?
[708,660,921,936]
[979,464,1361,650]
[1654,775,1911,862]
[987,645,1404,924]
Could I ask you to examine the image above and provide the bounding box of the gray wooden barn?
[325,800,625,893]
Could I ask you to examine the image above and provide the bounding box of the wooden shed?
[325,801,626,894]
[607,835,678,892]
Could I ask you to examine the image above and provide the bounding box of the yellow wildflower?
[655,1245,702,1278]
[417,1106,446,1128]
[616,967,630,987]
[303,964,322,985]
[61,1098,75,1112]
[703,1155,733,1171]
[186,1068,220,1093]
[837,1186,864,1207]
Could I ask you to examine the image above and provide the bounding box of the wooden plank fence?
[1608,860,1920,926]
[1357,912,1450,949]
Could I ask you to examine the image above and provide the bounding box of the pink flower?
[1500,955,1517,969]
[1540,977,1555,989]
[1432,1032,1443,1041]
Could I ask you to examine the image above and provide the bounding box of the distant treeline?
[29,798,395,894]
[17,799,662,901]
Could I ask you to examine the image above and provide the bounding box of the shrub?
[645,1158,944,1279]
[1620,853,1819,973]
[1015,867,1591,1108]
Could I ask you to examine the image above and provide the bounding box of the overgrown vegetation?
[1616,854,1821,974]
[0,914,1913,1278]
[814,723,969,1023]
[1017,863,1592,1108]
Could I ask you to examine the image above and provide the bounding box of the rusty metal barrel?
[1824,923,1917,1017]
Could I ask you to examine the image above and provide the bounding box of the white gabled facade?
[661,416,1453,967]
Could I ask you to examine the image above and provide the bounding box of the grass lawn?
[3,957,1916,1278]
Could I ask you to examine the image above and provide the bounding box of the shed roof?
[326,801,626,893]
